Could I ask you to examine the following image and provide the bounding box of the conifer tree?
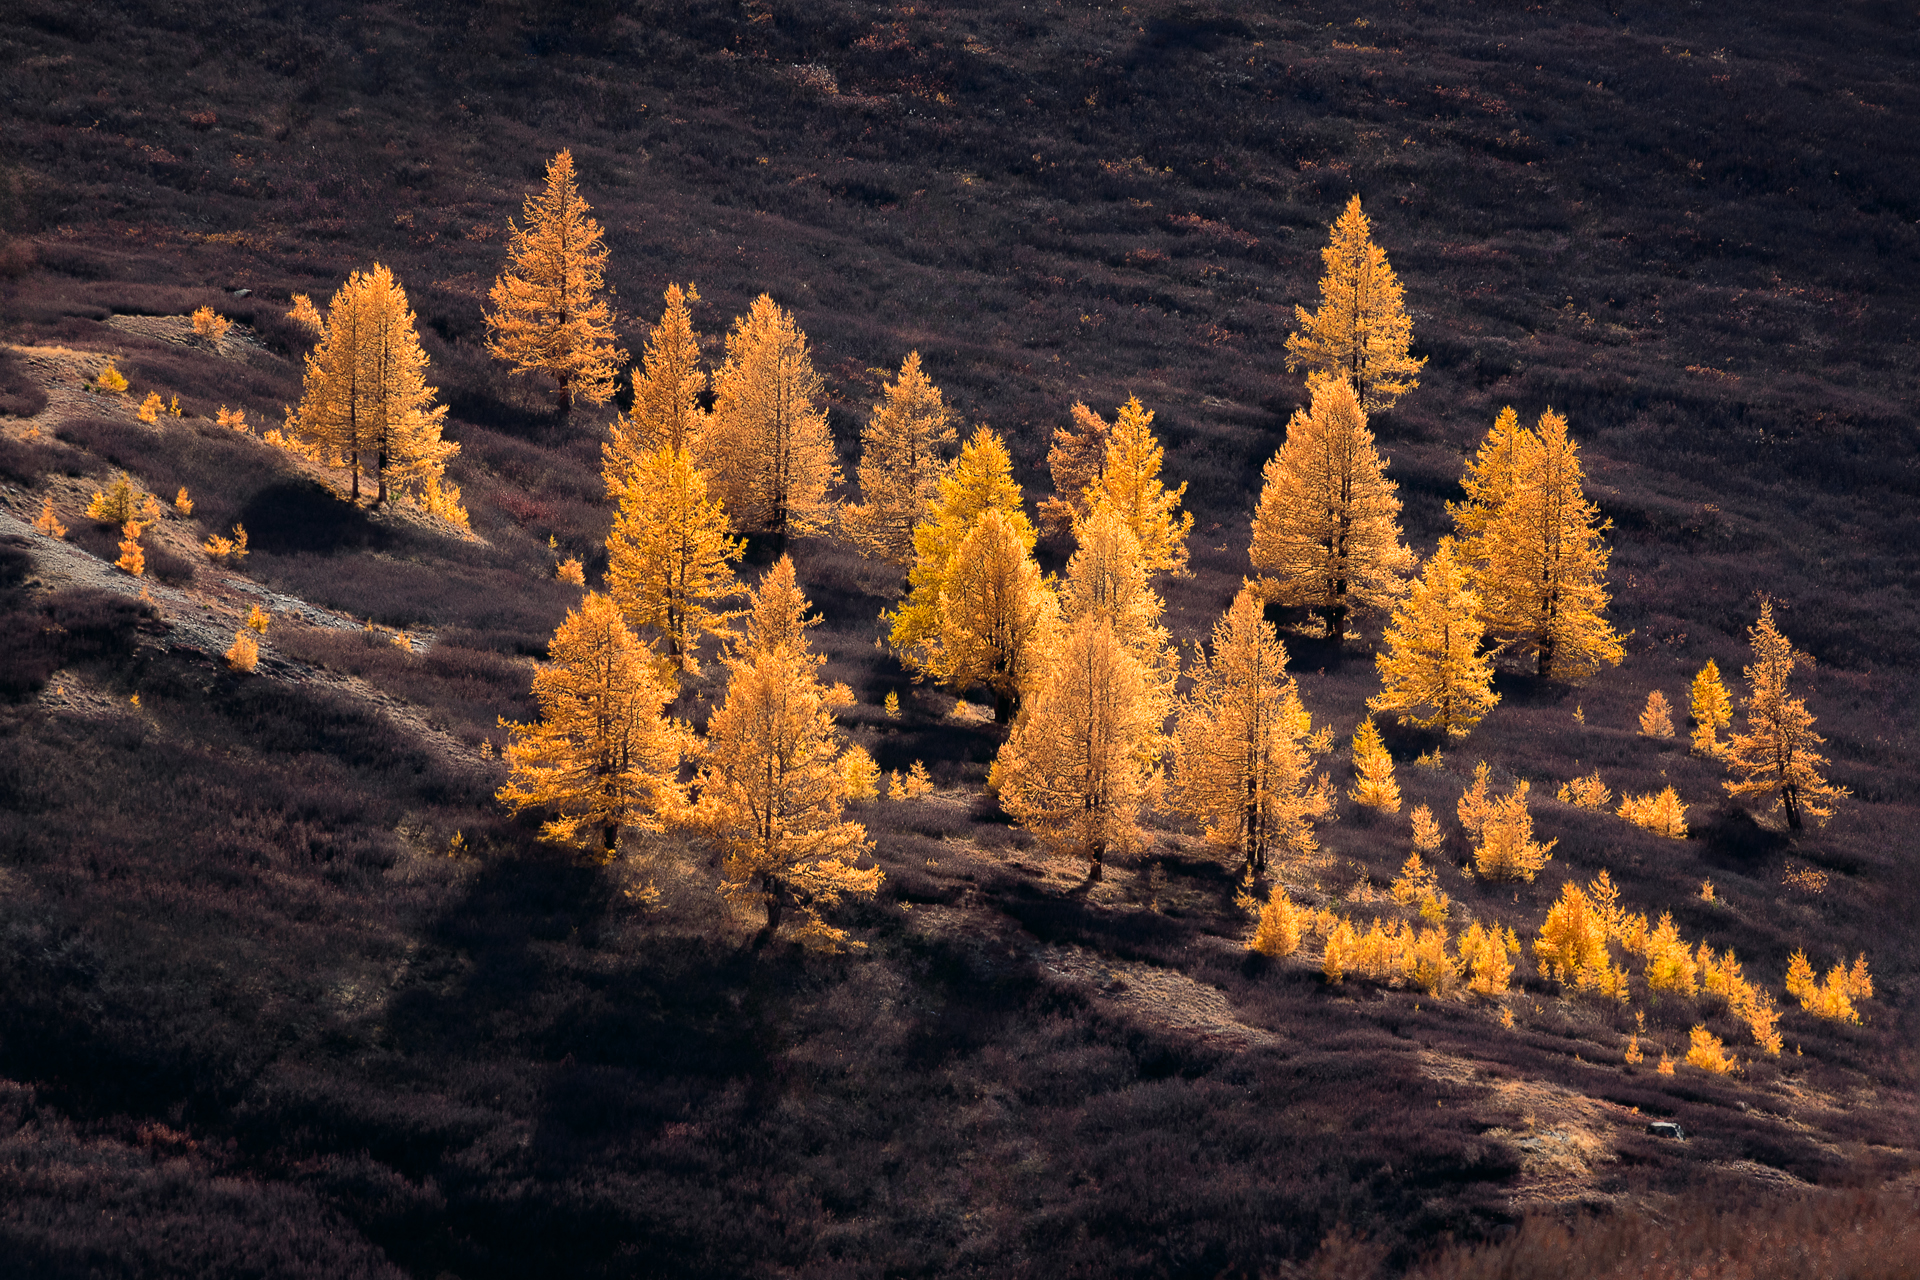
[1249,374,1411,641]
[32,496,67,539]
[1690,659,1733,756]
[890,428,1034,662]
[1084,396,1192,578]
[706,295,840,538]
[1447,406,1526,555]
[116,521,145,577]
[1475,409,1622,679]
[1348,717,1401,812]
[1285,195,1426,413]
[497,592,688,856]
[1473,780,1554,881]
[1249,884,1304,957]
[1168,589,1332,874]
[1723,601,1847,830]
[604,283,708,497]
[695,569,880,947]
[740,555,819,661]
[1639,690,1675,738]
[290,264,457,505]
[485,149,625,412]
[927,508,1057,723]
[1037,401,1111,537]
[1369,536,1498,736]
[841,351,957,566]
[991,613,1162,880]
[1058,504,1176,704]
[605,445,744,672]
[87,473,139,526]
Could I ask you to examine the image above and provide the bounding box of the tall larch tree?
[1037,401,1111,537]
[1370,536,1499,737]
[1085,396,1192,578]
[695,563,880,947]
[928,508,1057,723]
[1475,409,1623,679]
[1447,406,1526,557]
[841,351,957,566]
[1284,194,1426,413]
[1249,373,1411,641]
[1058,504,1176,709]
[991,612,1162,880]
[497,592,687,857]
[604,283,707,497]
[484,149,625,413]
[890,427,1033,664]
[606,445,744,673]
[290,264,457,505]
[706,295,840,539]
[1167,589,1332,875]
[1723,601,1848,830]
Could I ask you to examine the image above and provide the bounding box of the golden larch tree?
[928,508,1058,723]
[740,555,819,660]
[1473,780,1555,881]
[1690,659,1733,755]
[1723,600,1848,830]
[485,149,625,412]
[1058,504,1176,706]
[1167,588,1332,875]
[706,294,840,538]
[694,567,880,948]
[1348,717,1401,811]
[1639,690,1676,738]
[1369,536,1498,737]
[841,351,957,566]
[1083,396,1192,578]
[604,283,707,497]
[497,592,688,856]
[1285,194,1426,413]
[605,445,744,672]
[1037,401,1111,537]
[889,427,1033,663]
[1474,408,1623,679]
[991,613,1162,880]
[1249,374,1411,641]
[1447,406,1526,555]
[289,264,457,505]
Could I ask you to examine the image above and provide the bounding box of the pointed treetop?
[605,282,708,495]
[744,555,818,659]
[1038,400,1112,538]
[485,149,625,409]
[1285,195,1426,413]
[1085,396,1192,578]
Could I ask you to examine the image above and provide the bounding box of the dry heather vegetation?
[2,1,1919,1277]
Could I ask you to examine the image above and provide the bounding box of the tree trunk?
[994,689,1013,725]
[752,880,783,949]
[1088,840,1105,882]
[602,822,619,857]
[350,450,360,503]
[1783,784,1803,831]
[375,449,388,507]
[1324,601,1348,643]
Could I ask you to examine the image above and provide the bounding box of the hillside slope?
[2,1,1917,1276]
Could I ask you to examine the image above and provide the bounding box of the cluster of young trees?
[490,172,1845,950]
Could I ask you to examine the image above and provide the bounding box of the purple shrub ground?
[1,0,1918,1275]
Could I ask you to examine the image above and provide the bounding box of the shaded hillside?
[1,1,1918,1277]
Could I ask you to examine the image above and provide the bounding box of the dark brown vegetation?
[1,0,1918,1276]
